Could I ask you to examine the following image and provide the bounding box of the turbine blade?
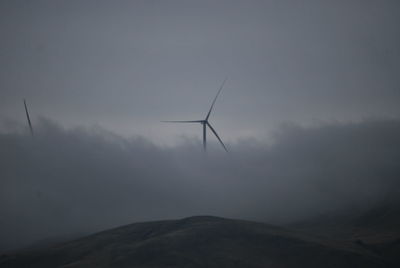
[24,99,34,136]
[205,78,227,121]
[161,120,203,123]
[206,122,228,152]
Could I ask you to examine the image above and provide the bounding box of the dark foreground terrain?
[1,215,399,268]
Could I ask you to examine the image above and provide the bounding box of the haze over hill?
[1,1,400,266]
[1,118,400,252]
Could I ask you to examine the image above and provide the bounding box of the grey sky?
[1,0,400,252]
[1,0,400,144]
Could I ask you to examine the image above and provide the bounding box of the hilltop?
[1,215,395,267]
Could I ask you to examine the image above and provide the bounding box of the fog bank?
[1,118,400,251]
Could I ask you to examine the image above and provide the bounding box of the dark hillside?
[0,216,390,268]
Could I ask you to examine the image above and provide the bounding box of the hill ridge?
[0,216,393,268]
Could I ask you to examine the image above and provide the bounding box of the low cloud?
[1,118,400,251]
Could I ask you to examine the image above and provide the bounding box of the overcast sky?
[1,0,400,144]
[1,0,400,252]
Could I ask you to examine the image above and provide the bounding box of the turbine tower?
[24,99,34,136]
[162,79,228,152]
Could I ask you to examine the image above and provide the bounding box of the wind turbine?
[24,99,34,136]
[162,79,228,152]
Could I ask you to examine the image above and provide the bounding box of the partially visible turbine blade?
[161,120,203,123]
[205,78,227,121]
[24,99,34,136]
[206,122,228,152]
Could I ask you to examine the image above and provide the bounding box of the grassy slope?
[0,216,391,268]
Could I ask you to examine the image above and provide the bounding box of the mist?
[1,117,400,251]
